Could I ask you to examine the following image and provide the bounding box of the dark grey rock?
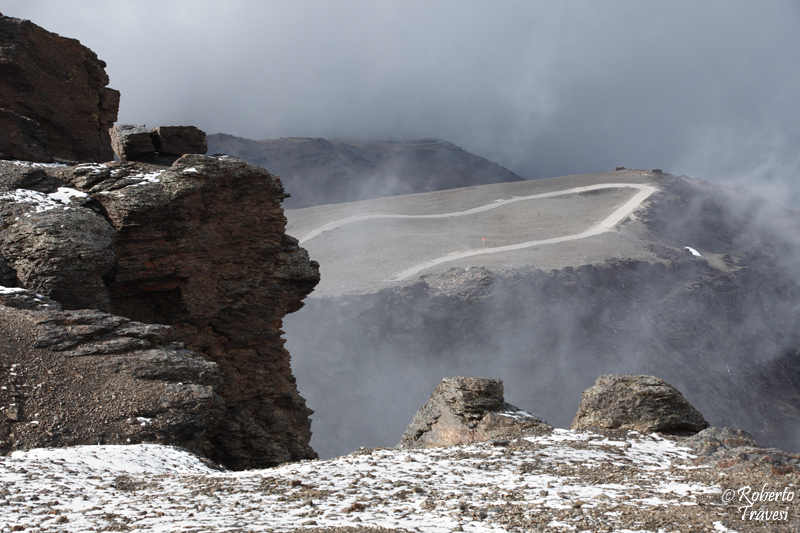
[677,428,800,474]
[1,155,319,469]
[0,291,225,455]
[682,426,760,456]
[110,124,155,161]
[0,187,116,311]
[0,165,64,193]
[101,348,219,385]
[150,126,207,156]
[32,309,174,354]
[398,376,551,448]
[571,374,709,435]
[0,108,52,163]
[0,14,119,162]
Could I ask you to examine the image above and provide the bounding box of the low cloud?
[5,0,799,203]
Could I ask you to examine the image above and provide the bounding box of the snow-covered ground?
[0,429,750,532]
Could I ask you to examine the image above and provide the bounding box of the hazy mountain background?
[207,135,523,207]
[5,1,798,205]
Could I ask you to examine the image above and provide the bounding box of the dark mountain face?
[207,134,523,208]
[283,174,800,459]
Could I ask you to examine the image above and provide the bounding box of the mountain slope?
[283,170,800,459]
[207,134,524,208]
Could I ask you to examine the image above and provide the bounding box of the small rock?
[681,427,759,456]
[343,502,365,513]
[398,376,551,448]
[5,404,19,421]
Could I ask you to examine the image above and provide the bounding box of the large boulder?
[571,374,709,435]
[0,13,119,162]
[110,124,155,161]
[0,108,52,163]
[0,163,116,310]
[398,376,551,448]
[150,126,207,156]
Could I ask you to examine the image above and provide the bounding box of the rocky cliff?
[0,14,119,162]
[207,134,524,208]
[0,156,320,469]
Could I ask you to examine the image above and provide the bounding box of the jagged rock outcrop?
[398,376,551,448]
[0,155,320,469]
[208,134,524,208]
[571,374,709,435]
[0,108,52,163]
[0,13,119,162]
[0,287,224,454]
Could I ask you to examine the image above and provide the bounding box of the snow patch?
[0,286,27,294]
[7,160,68,168]
[0,187,87,213]
[0,430,727,532]
[685,246,702,256]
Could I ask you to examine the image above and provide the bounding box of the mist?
[284,177,800,458]
[5,0,799,204]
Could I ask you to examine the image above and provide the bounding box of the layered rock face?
[0,108,52,163]
[95,155,320,468]
[399,376,551,448]
[0,288,224,454]
[0,156,320,469]
[0,13,119,162]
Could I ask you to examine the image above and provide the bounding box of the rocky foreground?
[0,429,798,533]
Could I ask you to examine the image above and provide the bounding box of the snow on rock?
[0,429,762,532]
[685,246,702,256]
[0,187,87,214]
[0,286,27,294]
[8,161,68,169]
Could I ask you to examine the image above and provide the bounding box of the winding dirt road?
[298,183,656,281]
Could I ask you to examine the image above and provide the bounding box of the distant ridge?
[208,133,524,208]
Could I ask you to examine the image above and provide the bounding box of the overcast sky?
[6,1,800,204]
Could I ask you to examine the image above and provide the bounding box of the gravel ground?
[285,171,664,297]
[0,429,797,532]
